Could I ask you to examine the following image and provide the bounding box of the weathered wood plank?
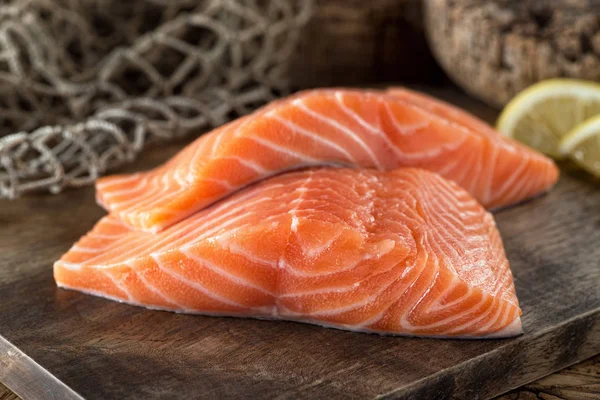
[0,86,598,399]
[498,355,600,400]
[0,383,19,400]
[3,355,599,399]
[0,336,81,400]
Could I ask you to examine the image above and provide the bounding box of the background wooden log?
[424,0,600,108]
[289,0,444,87]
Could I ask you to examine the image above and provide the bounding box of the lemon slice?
[497,79,600,158]
[559,115,600,176]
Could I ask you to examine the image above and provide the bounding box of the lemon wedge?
[497,79,600,158]
[559,115,600,177]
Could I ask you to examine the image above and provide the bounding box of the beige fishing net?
[0,0,311,199]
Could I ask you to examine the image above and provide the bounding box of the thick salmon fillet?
[387,87,502,138]
[56,168,522,338]
[96,89,558,233]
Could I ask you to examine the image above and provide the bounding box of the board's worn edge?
[377,310,600,400]
[0,335,83,400]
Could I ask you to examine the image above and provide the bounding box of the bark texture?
[424,0,600,107]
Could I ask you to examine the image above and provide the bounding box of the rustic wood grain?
[0,336,81,400]
[498,354,600,400]
[290,0,444,87]
[0,382,19,400]
[0,86,598,399]
[2,356,599,400]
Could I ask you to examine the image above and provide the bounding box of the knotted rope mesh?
[0,0,312,198]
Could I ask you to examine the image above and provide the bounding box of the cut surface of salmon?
[96,88,558,232]
[57,168,522,338]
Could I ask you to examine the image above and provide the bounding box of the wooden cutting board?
[0,87,598,400]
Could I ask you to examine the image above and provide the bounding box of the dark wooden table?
[2,354,597,399]
[1,86,598,399]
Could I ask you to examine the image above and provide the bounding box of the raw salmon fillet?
[388,87,502,137]
[96,88,558,233]
[56,168,522,338]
